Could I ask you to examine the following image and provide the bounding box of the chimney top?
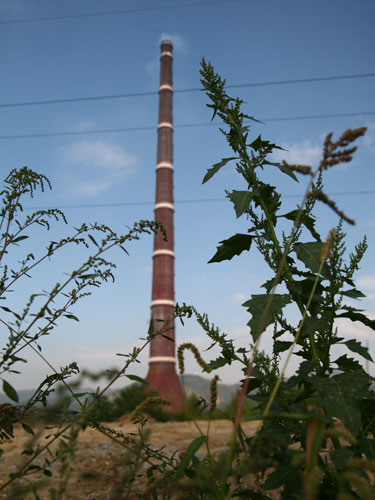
[161,39,173,50]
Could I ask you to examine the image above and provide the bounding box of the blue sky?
[1,0,375,391]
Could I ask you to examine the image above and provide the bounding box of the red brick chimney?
[145,40,184,412]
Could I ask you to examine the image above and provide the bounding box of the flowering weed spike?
[210,375,220,411]
[320,127,367,170]
[282,161,313,176]
[177,343,211,375]
[320,228,336,262]
[307,190,355,225]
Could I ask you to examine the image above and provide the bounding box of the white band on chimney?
[161,51,172,58]
[159,84,173,91]
[155,202,174,210]
[149,356,175,363]
[153,249,175,257]
[156,161,173,170]
[151,299,174,307]
[158,122,173,129]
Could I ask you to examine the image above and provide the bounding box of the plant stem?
[262,259,324,418]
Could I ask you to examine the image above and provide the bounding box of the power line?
[0,0,245,25]
[263,111,375,122]
[1,73,374,109]
[0,126,155,140]
[23,191,375,211]
[0,111,374,140]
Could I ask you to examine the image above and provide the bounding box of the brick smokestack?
[145,40,184,412]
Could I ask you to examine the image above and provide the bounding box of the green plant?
[130,60,374,499]
[0,167,173,498]
[173,59,374,499]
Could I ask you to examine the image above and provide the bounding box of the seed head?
[282,160,313,176]
[210,375,220,411]
[320,127,367,170]
[307,190,355,225]
[177,343,211,374]
[320,228,336,262]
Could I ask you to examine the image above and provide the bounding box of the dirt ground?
[0,417,262,500]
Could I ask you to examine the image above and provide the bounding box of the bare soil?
[0,417,262,500]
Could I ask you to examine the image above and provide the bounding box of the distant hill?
[0,375,239,409]
[179,374,239,408]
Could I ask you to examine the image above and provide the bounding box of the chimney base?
[146,362,185,413]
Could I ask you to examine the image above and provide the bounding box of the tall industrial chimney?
[145,40,184,412]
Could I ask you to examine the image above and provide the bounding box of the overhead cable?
[1,73,374,109]
[23,191,375,211]
[0,111,374,140]
[0,0,245,25]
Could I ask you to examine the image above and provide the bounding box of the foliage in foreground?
[167,59,374,500]
[0,59,374,500]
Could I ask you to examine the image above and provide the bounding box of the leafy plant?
[177,58,374,499]
[131,60,374,499]
[0,167,172,498]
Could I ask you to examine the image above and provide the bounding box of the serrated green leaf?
[280,210,320,240]
[64,314,79,322]
[289,279,325,310]
[342,339,373,362]
[209,357,230,370]
[311,370,370,434]
[2,379,19,402]
[274,340,293,353]
[242,294,291,341]
[249,134,283,153]
[126,375,148,385]
[337,307,375,330]
[226,190,255,218]
[202,157,237,184]
[300,316,328,339]
[244,377,263,392]
[294,242,327,274]
[334,354,363,372]
[341,288,366,299]
[264,160,299,182]
[174,435,207,481]
[208,233,253,263]
[253,184,277,209]
[293,360,316,384]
